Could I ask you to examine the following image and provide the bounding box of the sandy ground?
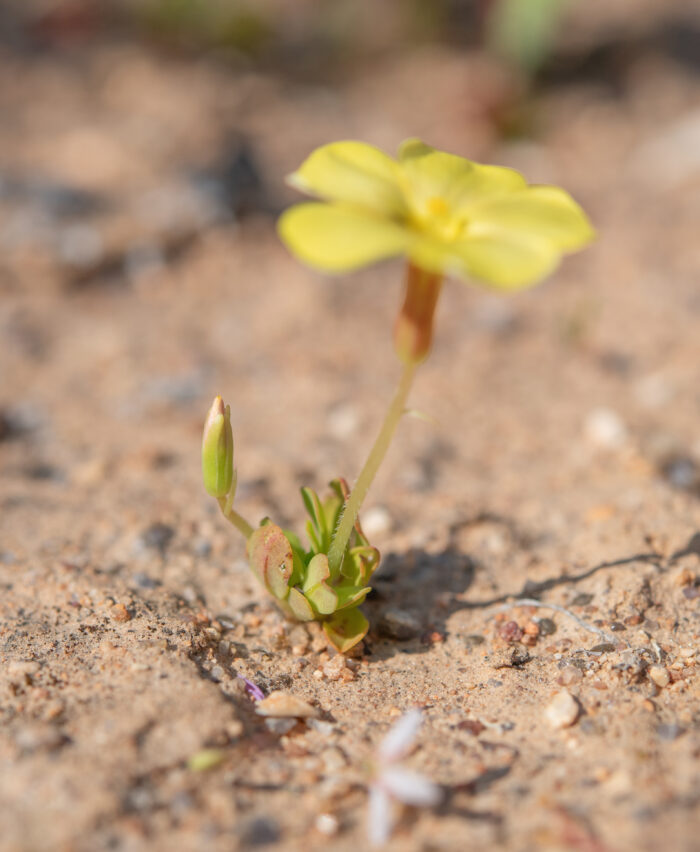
[1,11,700,852]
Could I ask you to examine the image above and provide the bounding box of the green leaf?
[323,607,369,653]
[334,584,371,611]
[246,522,293,600]
[342,545,380,585]
[287,587,315,621]
[321,493,343,533]
[307,583,338,616]
[301,486,330,553]
[303,553,331,592]
[302,553,338,615]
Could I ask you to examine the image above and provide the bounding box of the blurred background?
[1,0,700,537]
[1,5,700,851]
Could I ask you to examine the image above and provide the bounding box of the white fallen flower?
[367,709,442,846]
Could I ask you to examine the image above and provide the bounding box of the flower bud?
[202,395,234,498]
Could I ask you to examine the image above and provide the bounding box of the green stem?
[217,497,254,539]
[327,362,416,574]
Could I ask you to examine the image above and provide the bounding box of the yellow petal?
[278,202,411,273]
[287,141,405,216]
[398,138,526,216]
[407,234,455,277]
[467,186,595,251]
[446,232,559,289]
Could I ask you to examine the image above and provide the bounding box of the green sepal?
[323,607,369,653]
[246,522,293,600]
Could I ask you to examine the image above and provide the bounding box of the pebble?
[111,603,131,622]
[657,723,684,742]
[315,813,339,836]
[131,572,159,589]
[287,625,310,655]
[361,506,392,538]
[590,643,616,654]
[265,718,297,735]
[648,666,670,688]
[14,723,67,753]
[377,607,421,640]
[322,656,353,681]
[241,817,280,847]
[192,537,212,558]
[498,621,523,643]
[674,568,695,587]
[187,748,224,771]
[137,522,175,555]
[306,719,336,736]
[8,660,40,682]
[584,408,627,449]
[544,690,580,729]
[255,691,318,719]
[320,747,347,773]
[493,647,531,668]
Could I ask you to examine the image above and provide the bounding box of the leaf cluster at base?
[246,479,379,652]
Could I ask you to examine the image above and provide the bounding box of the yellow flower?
[278,139,594,289]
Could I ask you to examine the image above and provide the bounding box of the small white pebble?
[545,689,580,729]
[648,666,670,688]
[255,691,317,718]
[361,506,392,537]
[315,813,339,836]
[328,404,359,440]
[584,408,627,449]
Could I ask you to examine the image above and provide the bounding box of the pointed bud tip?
[202,395,234,498]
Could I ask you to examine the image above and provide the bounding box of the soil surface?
[1,5,699,851]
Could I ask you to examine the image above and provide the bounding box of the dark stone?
[589,643,617,654]
[241,817,280,846]
[377,608,421,641]
[138,522,175,555]
[537,618,557,636]
[131,572,160,590]
[657,723,684,742]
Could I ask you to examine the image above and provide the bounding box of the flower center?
[427,196,449,217]
[424,196,465,242]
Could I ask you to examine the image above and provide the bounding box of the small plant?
[203,138,593,651]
